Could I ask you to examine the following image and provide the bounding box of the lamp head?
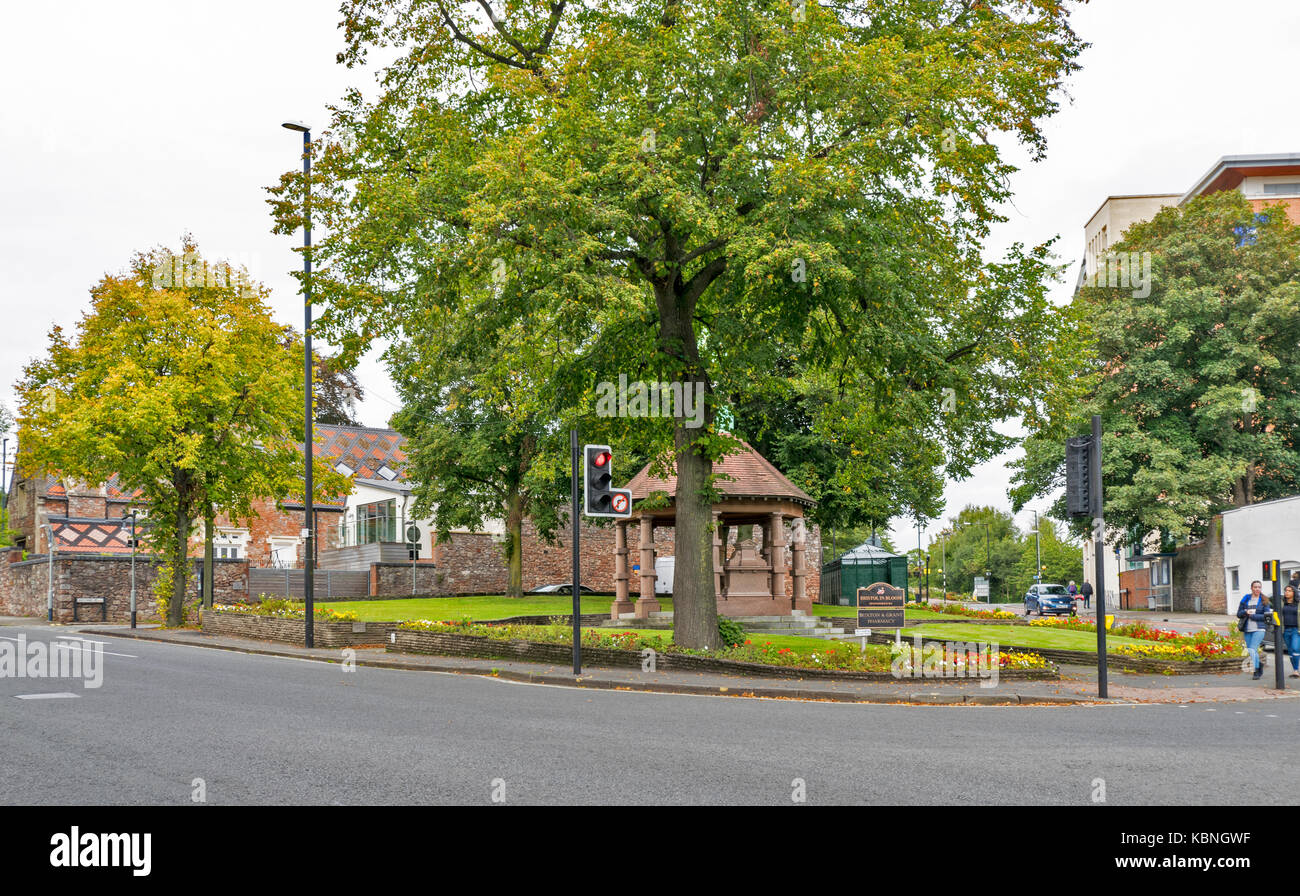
[281,121,311,133]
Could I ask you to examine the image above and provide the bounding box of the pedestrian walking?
[1283,585,1300,679]
[1067,580,1078,602]
[1080,579,1093,610]
[1238,581,1273,681]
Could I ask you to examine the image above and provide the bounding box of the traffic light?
[1065,435,1094,518]
[1263,560,1280,582]
[584,444,632,518]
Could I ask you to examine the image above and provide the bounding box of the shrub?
[717,616,746,648]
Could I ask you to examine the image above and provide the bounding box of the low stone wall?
[201,609,398,648]
[0,550,248,624]
[371,562,444,597]
[389,629,1057,682]
[867,632,1242,675]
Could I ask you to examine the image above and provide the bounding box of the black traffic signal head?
[1065,435,1093,518]
[583,444,632,518]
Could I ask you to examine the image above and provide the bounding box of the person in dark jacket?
[1080,580,1093,610]
[1238,582,1273,680]
[1282,585,1299,679]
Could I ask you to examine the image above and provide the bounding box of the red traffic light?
[593,451,611,467]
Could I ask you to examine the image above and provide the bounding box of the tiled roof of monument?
[624,440,814,506]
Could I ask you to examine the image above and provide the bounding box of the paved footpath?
[64,621,1300,707]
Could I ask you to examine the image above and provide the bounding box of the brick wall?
[0,551,249,623]
[522,517,616,592]
[1118,567,1152,611]
[1172,518,1227,614]
[436,532,510,594]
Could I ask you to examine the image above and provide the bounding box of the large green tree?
[1012,191,1300,541]
[16,244,344,625]
[273,0,1087,647]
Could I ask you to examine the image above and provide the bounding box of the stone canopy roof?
[623,440,814,507]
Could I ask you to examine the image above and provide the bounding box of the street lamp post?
[283,120,315,649]
[1033,509,1042,584]
[123,509,138,628]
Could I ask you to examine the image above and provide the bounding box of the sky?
[3,0,1299,553]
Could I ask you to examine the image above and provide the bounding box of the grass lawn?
[318,594,678,622]
[898,623,1151,652]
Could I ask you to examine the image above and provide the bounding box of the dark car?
[526,583,596,595]
[1024,584,1076,617]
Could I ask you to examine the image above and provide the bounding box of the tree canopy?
[271,0,1088,646]
[1012,191,1300,542]
[16,243,345,625]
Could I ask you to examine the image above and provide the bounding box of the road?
[2,624,1294,805]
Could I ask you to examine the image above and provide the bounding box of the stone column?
[634,516,660,619]
[769,512,787,608]
[791,518,807,612]
[611,520,632,619]
[712,512,723,599]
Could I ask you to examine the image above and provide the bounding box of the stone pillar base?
[633,597,662,619]
[610,599,634,619]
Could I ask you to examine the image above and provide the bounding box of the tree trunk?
[169,500,190,627]
[504,482,524,599]
[656,279,719,649]
[202,505,215,609]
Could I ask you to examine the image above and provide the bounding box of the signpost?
[855,583,905,631]
[406,524,420,594]
[973,576,990,601]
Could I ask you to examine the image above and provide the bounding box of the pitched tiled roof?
[313,424,408,482]
[624,441,814,506]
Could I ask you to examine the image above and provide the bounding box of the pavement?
[53,618,1300,706]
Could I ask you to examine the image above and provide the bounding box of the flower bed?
[1027,617,1240,662]
[390,621,1058,681]
[906,601,1020,621]
[203,606,398,648]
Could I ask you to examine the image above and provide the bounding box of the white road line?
[0,635,136,658]
[14,692,80,700]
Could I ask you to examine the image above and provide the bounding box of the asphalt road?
[2,624,1294,805]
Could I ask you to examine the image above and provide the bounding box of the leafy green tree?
[1009,515,1082,596]
[273,0,1087,647]
[926,506,1020,600]
[1012,191,1300,542]
[15,243,345,625]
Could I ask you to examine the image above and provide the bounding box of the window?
[1262,183,1300,195]
[334,461,354,476]
[353,499,398,544]
[1230,568,1240,592]
[376,464,399,481]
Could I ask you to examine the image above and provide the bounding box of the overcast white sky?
[3,1,1299,551]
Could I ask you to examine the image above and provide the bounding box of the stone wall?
[371,561,444,597]
[201,610,397,647]
[0,550,249,623]
[522,517,616,592]
[1173,517,1227,614]
[436,532,510,594]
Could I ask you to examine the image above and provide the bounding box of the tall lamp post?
[122,509,139,628]
[283,120,315,649]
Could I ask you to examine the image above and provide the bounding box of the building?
[1221,496,1300,613]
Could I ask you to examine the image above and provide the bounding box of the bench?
[73,597,107,622]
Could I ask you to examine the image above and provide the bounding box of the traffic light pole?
[1273,563,1284,690]
[571,429,582,676]
[1092,415,1108,699]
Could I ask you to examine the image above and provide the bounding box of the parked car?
[1024,584,1076,616]
[526,583,596,595]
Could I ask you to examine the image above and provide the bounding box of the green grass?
[318,594,678,622]
[898,623,1151,652]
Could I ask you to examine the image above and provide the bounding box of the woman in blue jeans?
[1282,585,1299,678]
[1238,582,1273,679]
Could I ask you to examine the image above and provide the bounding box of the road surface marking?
[14,692,80,700]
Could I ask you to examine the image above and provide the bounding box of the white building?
[1220,496,1300,617]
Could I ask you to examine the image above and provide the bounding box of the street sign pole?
[571,428,581,676]
[1272,561,1284,690]
[1091,415,1108,700]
